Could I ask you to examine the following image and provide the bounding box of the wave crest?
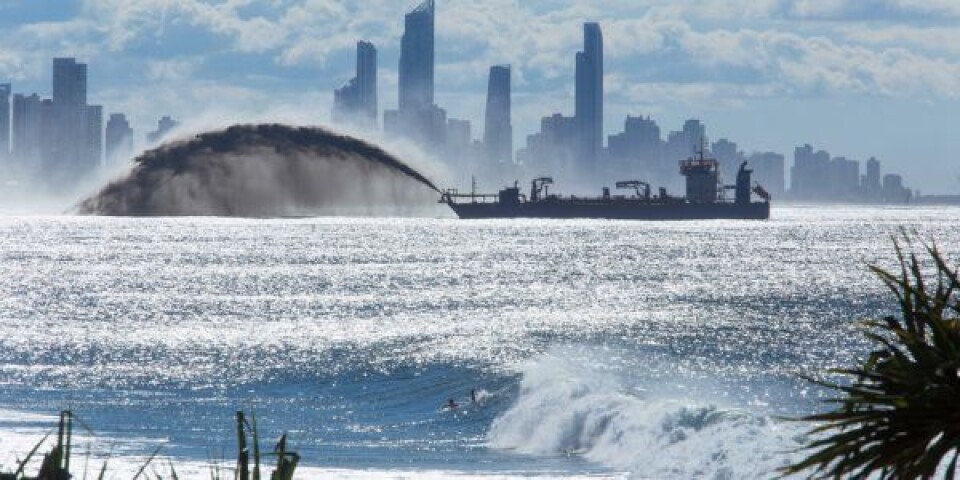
[487,354,801,479]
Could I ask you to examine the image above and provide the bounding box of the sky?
[1,0,959,193]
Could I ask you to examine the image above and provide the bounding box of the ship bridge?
[680,151,720,204]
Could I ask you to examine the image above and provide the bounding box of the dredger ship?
[440,150,771,220]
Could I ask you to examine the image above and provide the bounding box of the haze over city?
[0,0,958,194]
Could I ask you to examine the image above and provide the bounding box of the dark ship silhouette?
[441,148,771,220]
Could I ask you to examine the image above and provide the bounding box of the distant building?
[399,0,434,112]
[791,144,831,200]
[0,83,10,161]
[483,65,512,169]
[662,120,706,190]
[84,105,103,169]
[52,57,91,181]
[711,138,742,182]
[11,93,46,174]
[575,22,603,176]
[385,0,447,149]
[829,156,859,200]
[147,116,178,144]
[882,174,911,203]
[517,113,578,185]
[333,40,377,126]
[607,115,662,178]
[861,157,881,201]
[105,113,133,166]
[446,118,470,151]
[748,152,786,199]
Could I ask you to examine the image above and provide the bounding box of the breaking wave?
[77,124,443,217]
[487,354,804,479]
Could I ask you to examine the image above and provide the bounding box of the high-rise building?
[385,0,446,149]
[0,83,10,160]
[863,157,881,194]
[147,116,178,144]
[711,138,741,181]
[662,119,706,189]
[333,41,377,125]
[748,152,786,198]
[12,94,43,169]
[575,22,603,173]
[105,113,133,165]
[829,156,860,200]
[84,105,103,170]
[882,174,911,203]
[607,115,662,176]
[517,113,579,185]
[446,118,471,151]
[53,58,87,107]
[12,94,56,177]
[483,65,512,168]
[399,0,434,111]
[791,144,831,200]
[52,58,88,178]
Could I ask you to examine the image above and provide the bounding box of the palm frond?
[783,236,960,479]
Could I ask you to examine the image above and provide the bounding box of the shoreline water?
[0,207,957,478]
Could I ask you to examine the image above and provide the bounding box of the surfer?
[470,388,477,404]
[446,398,459,410]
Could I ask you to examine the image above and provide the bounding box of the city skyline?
[0,1,958,192]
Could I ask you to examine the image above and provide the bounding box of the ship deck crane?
[616,180,651,200]
[530,177,554,202]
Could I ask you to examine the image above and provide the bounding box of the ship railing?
[679,158,719,173]
[439,190,500,204]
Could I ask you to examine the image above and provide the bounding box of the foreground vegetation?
[0,410,298,480]
[785,237,960,479]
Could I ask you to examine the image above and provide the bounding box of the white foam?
[488,354,804,479]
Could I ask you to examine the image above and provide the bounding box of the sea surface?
[0,206,957,478]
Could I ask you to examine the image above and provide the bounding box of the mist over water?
[77,124,444,217]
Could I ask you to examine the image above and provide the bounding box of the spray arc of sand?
[78,124,442,217]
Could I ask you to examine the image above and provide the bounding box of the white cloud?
[146,57,202,82]
[841,25,960,56]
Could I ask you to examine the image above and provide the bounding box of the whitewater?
[0,206,958,478]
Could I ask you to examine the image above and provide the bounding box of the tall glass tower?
[575,23,603,172]
[0,83,10,159]
[398,0,434,111]
[333,41,378,125]
[483,65,512,166]
[52,57,89,177]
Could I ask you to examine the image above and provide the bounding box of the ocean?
[0,206,957,478]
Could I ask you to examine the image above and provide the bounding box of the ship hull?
[446,201,770,220]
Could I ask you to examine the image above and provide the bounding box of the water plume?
[77,124,443,217]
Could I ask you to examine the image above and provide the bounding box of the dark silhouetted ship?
[441,149,771,220]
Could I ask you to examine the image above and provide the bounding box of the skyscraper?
[607,115,662,176]
[398,0,434,111]
[52,57,97,182]
[12,93,52,176]
[333,41,377,125]
[53,58,87,107]
[84,105,103,169]
[147,116,178,144]
[0,83,10,160]
[384,0,446,149]
[860,157,883,201]
[575,23,603,173]
[748,152,786,198]
[483,65,512,167]
[12,94,42,165]
[105,113,133,165]
[791,144,831,200]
